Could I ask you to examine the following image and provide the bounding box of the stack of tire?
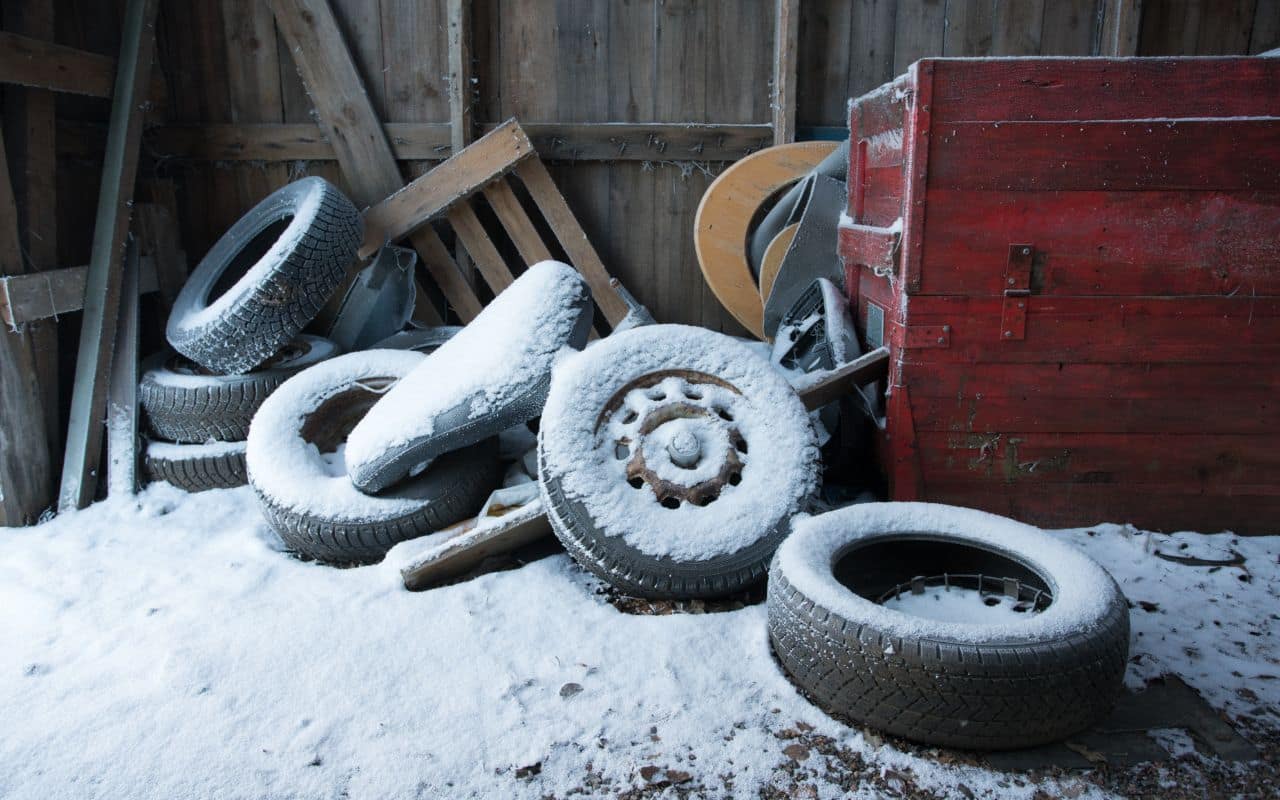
[140,178,359,493]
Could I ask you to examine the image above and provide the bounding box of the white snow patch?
[0,488,1275,798]
[146,439,248,460]
[882,583,1040,625]
[540,325,819,561]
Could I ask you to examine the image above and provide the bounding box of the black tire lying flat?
[139,335,339,444]
[768,502,1130,751]
[246,351,501,565]
[143,440,247,492]
[166,177,361,375]
[538,325,819,599]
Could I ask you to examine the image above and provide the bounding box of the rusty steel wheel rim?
[596,369,754,511]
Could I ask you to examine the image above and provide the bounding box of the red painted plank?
[922,482,1280,534]
[917,432,1280,491]
[919,190,1280,297]
[909,390,1275,435]
[929,57,1280,124]
[928,120,1280,192]
[897,295,1280,363]
[907,362,1277,401]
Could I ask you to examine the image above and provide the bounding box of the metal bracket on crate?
[1001,244,1034,341]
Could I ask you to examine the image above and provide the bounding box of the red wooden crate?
[839,57,1280,534]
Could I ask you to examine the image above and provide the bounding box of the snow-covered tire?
[538,325,819,599]
[247,350,502,565]
[142,440,247,492]
[166,177,361,375]
[346,261,592,493]
[139,335,339,444]
[768,502,1130,750]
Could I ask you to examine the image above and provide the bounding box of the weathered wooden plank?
[359,119,535,258]
[269,0,401,207]
[1,255,163,325]
[0,30,117,97]
[482,179,552,265]
[916,431,1280,490]
[58,0,158,512]
[919,189,1280,297]
[5,0,61,461]
[104,240,139,498]
[928,119,1280,192]
[516,157,629,325]
[447,0,474,153]
[991,0,1045,55]
[922,481,1280,535]
[221,0,289,207]
[1195,0,1257,54]
[1098,0,1144,55]
[794,347,890,410]
[1252,0,1280,53]
[144,121,776,163]
[894,0,947,74]
[772,0,800,144]
[400,502,552,591]
[447,201,515,293]
[929,57,1280,122]
[408,226,484,322]
[897,294,1280,364]
[1038,0,1099,55]
[0,126,51,525]
[942,0,994,56]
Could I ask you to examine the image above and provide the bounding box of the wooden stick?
[771,0,800,145]
[105,239,140,498]
[57,0,158,512]
[482,179,553,265]
[1,256,163,325]
[447,202,515,293]
[401,503,552,591]
[793,347,890,411]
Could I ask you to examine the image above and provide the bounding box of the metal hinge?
[1001,244,1033,341]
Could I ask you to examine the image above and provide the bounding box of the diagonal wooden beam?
[358,119,535,259]
[58,0,159,512]
[269,0,481,320]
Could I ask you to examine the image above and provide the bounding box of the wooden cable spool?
[694,141,837,338]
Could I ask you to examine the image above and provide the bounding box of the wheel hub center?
[666,429,702,468]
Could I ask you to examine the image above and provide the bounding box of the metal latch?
[1001,244,1033,341]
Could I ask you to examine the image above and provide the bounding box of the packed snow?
[777,503,1117,644]
[881,584,1039,625]
[540,325,819,561]
[0,486,1277,798]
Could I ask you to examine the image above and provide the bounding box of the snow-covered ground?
[2,484,1277,799]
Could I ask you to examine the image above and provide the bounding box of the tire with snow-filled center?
[538,325,820,599]
[767,502,1130,750]
[247,350,502,565]
[166,177,360,375]
[139,335,340,443]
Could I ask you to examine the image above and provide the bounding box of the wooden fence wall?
[40,0,1280,335]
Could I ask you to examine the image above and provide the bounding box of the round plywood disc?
[694,141,838,338]
[758,222,800,305]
